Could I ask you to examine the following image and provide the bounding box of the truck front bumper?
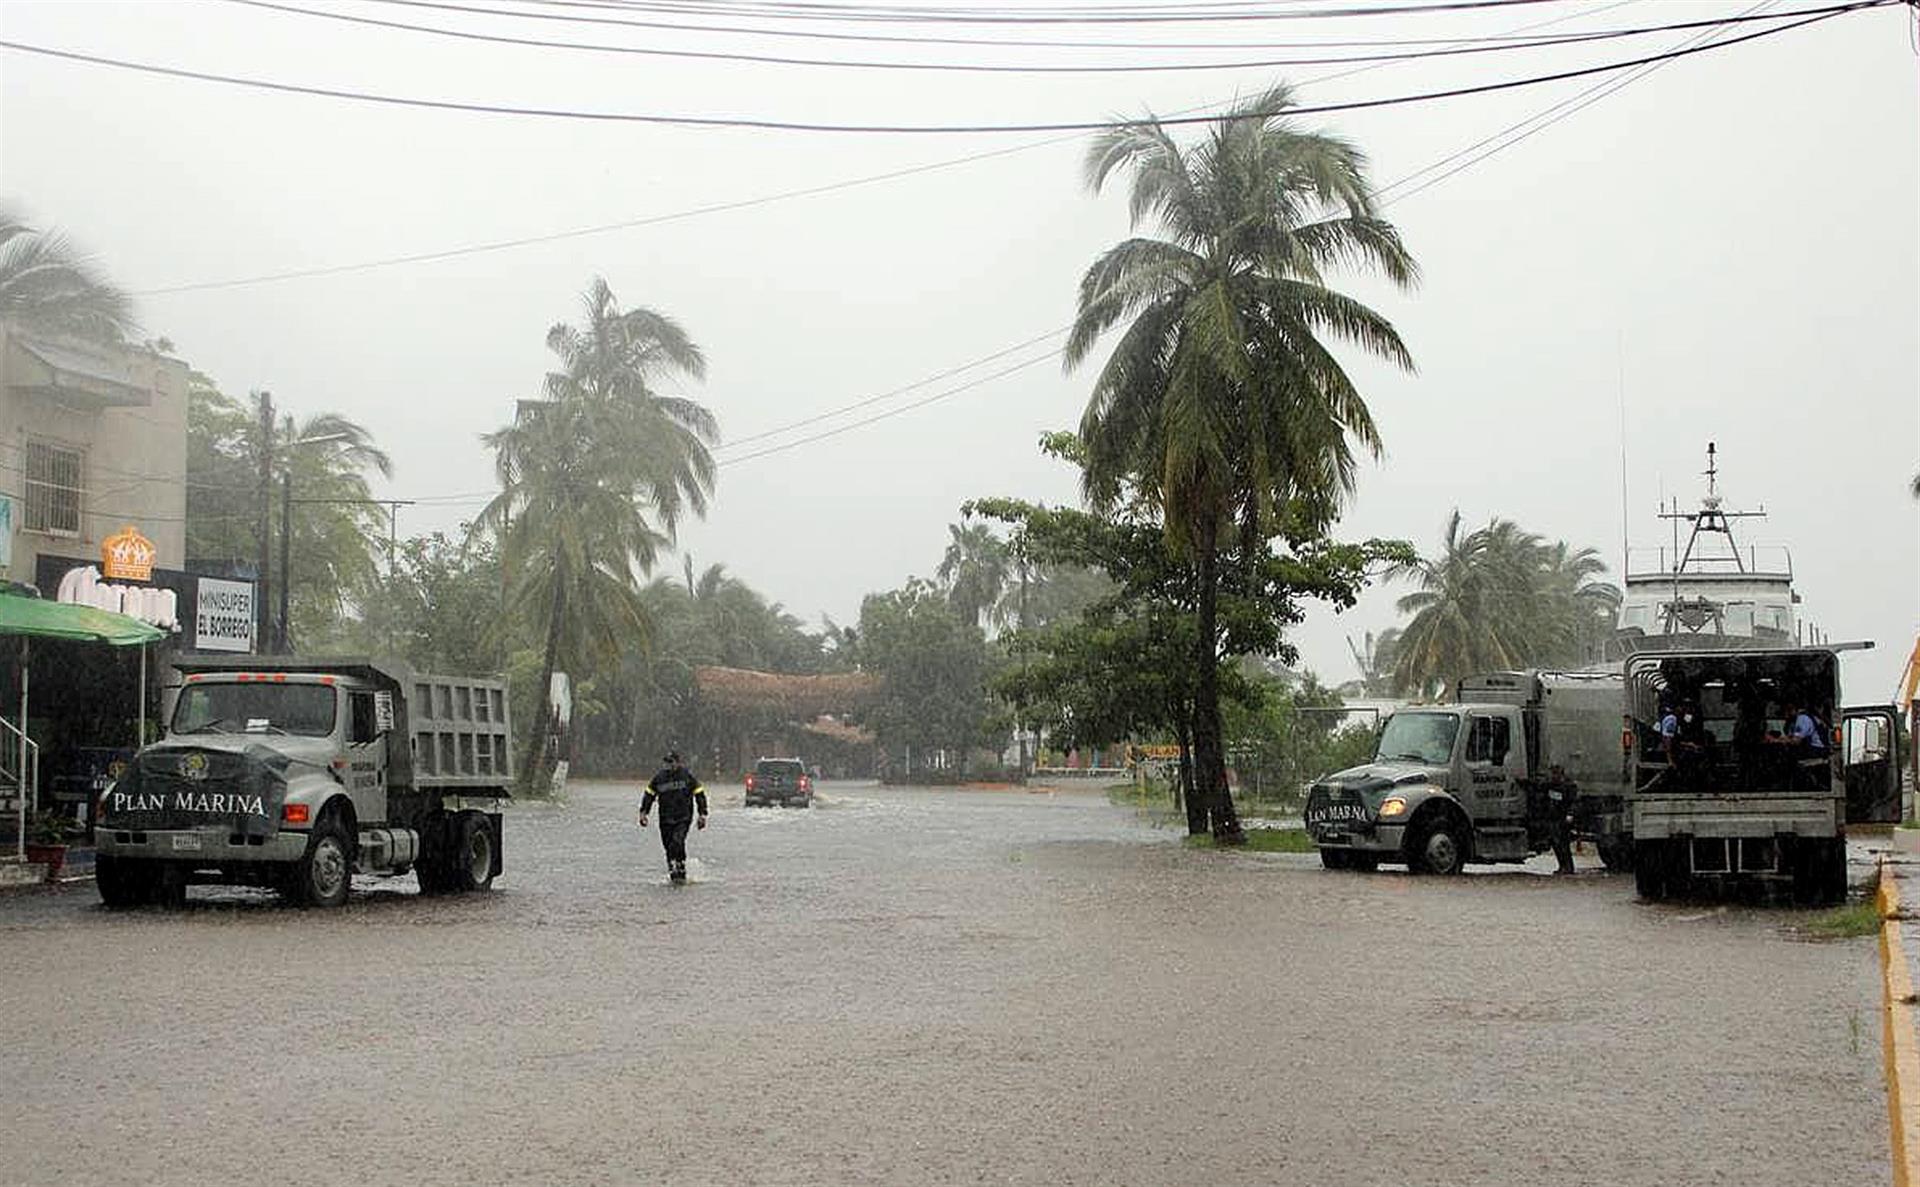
[95,825,308,863]
[1308,822,1406,855]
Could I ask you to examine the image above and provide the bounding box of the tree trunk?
[1191,515,1245,845]
[522,578,567,795]
[1174,713,1203,834]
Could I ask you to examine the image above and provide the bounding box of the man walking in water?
[639,751,708,883]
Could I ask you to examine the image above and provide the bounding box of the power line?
[226,0,1785,76]
[126,0,1638,295]
[715,327,1068,450]
[715,349,1062,466]
[0,0,1889,135]
[391,0,1572,28]
[354,0,1633,50]
[694,1,1799,466]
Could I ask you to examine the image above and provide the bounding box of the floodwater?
[0,781,1889,1185]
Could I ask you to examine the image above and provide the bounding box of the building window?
[23,441,83,536]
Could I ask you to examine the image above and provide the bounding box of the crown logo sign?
[101,525,157,582]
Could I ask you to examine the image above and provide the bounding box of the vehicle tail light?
[283,803,311,825]
[744,775,755,791]
[799,776,811,791]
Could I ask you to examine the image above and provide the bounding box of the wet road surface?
[0,782,1889,1185]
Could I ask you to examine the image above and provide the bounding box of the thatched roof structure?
[692,666,880,717]
[799,715,876,746]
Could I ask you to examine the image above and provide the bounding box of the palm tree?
[936,521,1010,631]
[480,278,718,792]
[1067,85,1417,838]
[0,204,136,342]
[1391,513,1621,694]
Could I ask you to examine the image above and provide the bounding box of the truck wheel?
[1409,815,1466,876]
[1633,841,1668,900]
[1791,839,1848,908]
[449,812,496,893]
[1597,838,1635,872]
[289,817,352,908]
[1319,848,1352,871]
[95,854,153,908]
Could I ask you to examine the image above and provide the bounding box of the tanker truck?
[1304,670,1631,875]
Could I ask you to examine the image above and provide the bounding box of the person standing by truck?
[639,751,709,883]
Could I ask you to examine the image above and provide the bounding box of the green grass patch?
[1803,901,1882,940]
[1183,827,1316,854]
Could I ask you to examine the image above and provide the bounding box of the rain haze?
[10,5,1920,1184]
[1,0,1915,688]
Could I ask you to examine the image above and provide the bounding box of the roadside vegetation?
[1802,901,1882,940]
[1184,828,1316,855]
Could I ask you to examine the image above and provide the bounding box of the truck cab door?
[1463,711,1521,821]
[347,690,390,824]
[1842,705,1902,824]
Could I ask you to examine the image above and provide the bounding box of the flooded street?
[0,782,1888,1186]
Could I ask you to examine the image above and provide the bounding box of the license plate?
[171,833,202,852]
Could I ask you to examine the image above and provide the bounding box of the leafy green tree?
[184,378,393,646]
[480,278,717,792]
[0,204,136,342]
[974,464,1408,832]
[1066,88,1416,838]
[855,578,993,780]
[376,530,510,676]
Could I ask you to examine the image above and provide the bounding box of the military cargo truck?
[1624,646,1900,904]
[93,658,512,908]
[1304,670,1630,875]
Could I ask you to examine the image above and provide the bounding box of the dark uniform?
[1541,765,1576,875]
[640,754,709,882]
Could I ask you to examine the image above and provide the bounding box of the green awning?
[0,594,164,646]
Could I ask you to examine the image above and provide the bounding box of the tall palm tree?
[480,278,718,792]
[1067,85,1417,838]
[0,205,136,342]
[936,521,1010,631]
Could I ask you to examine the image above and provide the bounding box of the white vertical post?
[19,639,29,828]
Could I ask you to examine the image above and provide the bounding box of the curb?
[1880,860,1920,1187]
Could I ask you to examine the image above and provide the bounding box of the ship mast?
[1653,442,1768,635]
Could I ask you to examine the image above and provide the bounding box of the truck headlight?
[1378,796,1408,818]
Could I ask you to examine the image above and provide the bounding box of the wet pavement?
[0,782,1890,1186]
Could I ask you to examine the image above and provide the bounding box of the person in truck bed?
[639,750,709,883]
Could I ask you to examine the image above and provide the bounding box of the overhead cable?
[348,0,1638,50]
[128,0,1632,295]
[226,0,1818,75]
[0,1,1887,134]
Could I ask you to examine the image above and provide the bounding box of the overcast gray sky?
[3,0,1915,695]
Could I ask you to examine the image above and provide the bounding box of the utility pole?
[278,471,293,654]
[253,390,274,655]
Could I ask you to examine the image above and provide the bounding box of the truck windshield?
[1375,712,1459,766]
[172,683,338,738]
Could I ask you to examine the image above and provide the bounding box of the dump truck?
[1624,646,1901,904]
[93,658,512,908]
[1304,670,1631,875]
